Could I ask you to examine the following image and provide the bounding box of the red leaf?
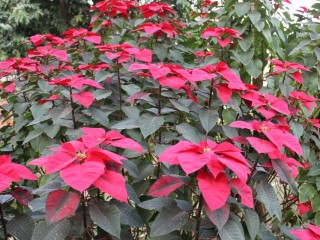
[197,171,230,211]
[129,91,151,105]
[83,35,101,44]
[292,71,303,83]
[105,131,143,153]
[60,161,105,192]
[158,76,187,89]
[179,152,211,175]
[71,91,94,108]
[46,190,80,224]
[94,170,127,202]
[159,141,194,165]
[229,120,254,130]
[214,84,232,104]
[148,175,185,197]
[282,132,303,156]
[11,187,33,206]
[290,229,318,240]
[247,137,278,153]
[215,62,246,90]
[229,179,254,208]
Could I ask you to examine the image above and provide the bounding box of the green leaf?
[7,214,35,240]
[244,209,259,240]
[256,183,282,221]
[308,165,320,176]
[205,204,229,230]
[150,205,188,237]
[139,113,164,138]
[199,109,219,133]
[248,11,261,24]
[254,20,265,32]
[138,197,175,211]
[311,194,320,211]
[170,99,190,113]
[239,33,253,51]
[113,201,144,227]
[232,49,254,65]
[219,218,245,240]
[89,201,121,238]
[176,123,203,142]
[299,183,316,203]
[289,39,312,56]
[245,59,262,78]
[111,119,139,130]
[316,211,320,226]
[153,45,168,61]
[89,108,110,127]
[271,159,297,194]
[23,128,44,144]
[235,2,251,17]
[31,220,70,240]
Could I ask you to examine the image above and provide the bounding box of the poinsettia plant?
[0,0,319,239]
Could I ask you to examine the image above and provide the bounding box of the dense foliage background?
[0,0,319,239]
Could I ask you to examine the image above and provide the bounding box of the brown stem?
[117,67,123,119]
[208,80,214,109]
[69,86,77,129]
[0,204,8,240]
[194,194,203,240]
[81,193,89,239]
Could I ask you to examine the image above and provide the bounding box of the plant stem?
[69,86,77,129]
[117,67,123,119]
[194,194,203,240]
[0,204,8,240]
[157,85,162,179]
[208,80,214,109]
[81,193,89,239]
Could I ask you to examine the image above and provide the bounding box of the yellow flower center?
[76,152,86,160]
[203,147,212,152]
[261,125,268,131]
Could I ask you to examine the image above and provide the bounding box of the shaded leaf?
[7,214,35,240]
[31,220,70,240]
[139,113,164,138]
[89,201,121,238]
[256,183,281,221]
[150,205,188,237]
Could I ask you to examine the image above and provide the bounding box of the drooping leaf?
[31,220,71,240]
[46,190,80,224]
[197,172,230,211]
[138,197,176,211]
[89,201,121,238]
[244,209,260,240]
[60,161,105,192]
[235,2,251,17]
[256,183,282,221]
[7,214,35,240]
[199,109,219,133]
[11,187,33,206]
[139,113,164,138]
[148,175,187,197]
[219,218,245,240]
[205,204,229,230]
[150,205,188,237]
[299,183,317,203]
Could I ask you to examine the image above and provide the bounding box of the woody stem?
[208,80,214,109]
[81,193,89,239]
[69,86,77,129]
[194,194,203,240]
[0,204,8,240]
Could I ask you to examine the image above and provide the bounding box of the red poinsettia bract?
[133,22,178,38]
[89,0,136,18]
[28,128,142,202]
[157,139,253,211]
[230,120,303,156]
[0,155,37,192]
[269,59,310,83]
[290,224,320,240]
[202,27,242,48]
[139,2,175,18]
